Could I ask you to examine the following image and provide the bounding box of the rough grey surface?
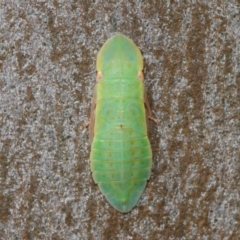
[0,0,240,239]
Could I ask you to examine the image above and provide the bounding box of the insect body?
[90,34,152,213]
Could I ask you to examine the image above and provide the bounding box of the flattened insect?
[89,34,156,213]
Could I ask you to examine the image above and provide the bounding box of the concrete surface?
[0,0,240,239]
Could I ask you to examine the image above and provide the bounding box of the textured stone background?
[1,0,240,239]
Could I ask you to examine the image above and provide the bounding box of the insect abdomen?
[90,138,152,212]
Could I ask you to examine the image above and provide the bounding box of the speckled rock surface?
[1,1,240,239]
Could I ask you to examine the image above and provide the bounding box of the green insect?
[89,34,156,213]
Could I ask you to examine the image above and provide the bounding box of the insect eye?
[138,71,144,81]
[96,71,102,82]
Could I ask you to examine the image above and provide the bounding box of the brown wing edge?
[89,85,97,143]
[140,71,159,135]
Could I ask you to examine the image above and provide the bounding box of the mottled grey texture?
[0,0,240,239]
